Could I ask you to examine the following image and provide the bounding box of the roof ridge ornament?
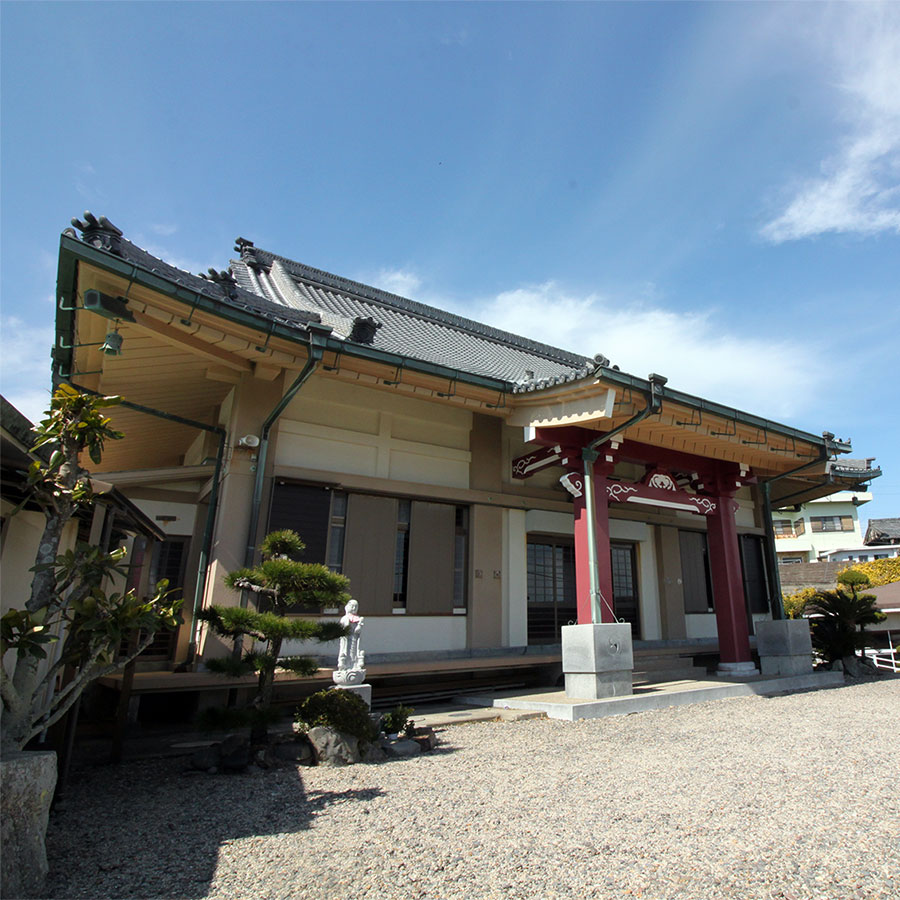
[70,211,123,255]
[200,267,238,299]
[234,237,259,266]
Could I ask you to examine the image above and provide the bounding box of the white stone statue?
[333,598,366,685]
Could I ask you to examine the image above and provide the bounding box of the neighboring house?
[865,518,900,547]
[49,213,880,692]
[771,484,874,564]
[817,545,899,564]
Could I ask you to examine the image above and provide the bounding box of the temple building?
[52,213,880,696]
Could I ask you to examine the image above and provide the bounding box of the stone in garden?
[307,725,361,766]
[385,738,422,758]
[1,750,57,900]
[272,737,315,766]
[219,734,251,771]
[410,726,437,752]
[189,744,222,771]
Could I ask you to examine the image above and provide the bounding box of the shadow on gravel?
[43,759,385,900]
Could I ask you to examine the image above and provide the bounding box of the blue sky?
[1,2,898,526]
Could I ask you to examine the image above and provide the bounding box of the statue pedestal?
[561,623,633,699]
[334,683,372,709]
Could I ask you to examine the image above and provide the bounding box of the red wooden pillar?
[705,494,753,665]
[570,455,615,625]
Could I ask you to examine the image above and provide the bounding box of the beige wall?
[277,378,472,489]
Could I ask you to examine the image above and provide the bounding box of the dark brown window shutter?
[407,501,455,615]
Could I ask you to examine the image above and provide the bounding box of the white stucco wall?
[283,613,468,658]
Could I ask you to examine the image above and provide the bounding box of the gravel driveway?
[44,679,899,900]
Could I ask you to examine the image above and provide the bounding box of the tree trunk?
[250,636,282,744]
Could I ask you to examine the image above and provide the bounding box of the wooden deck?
[98,652,563,695]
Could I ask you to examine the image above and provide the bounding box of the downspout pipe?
[580,372,668,622]
[241,325,330,578]
[757,436,835,619]
[61,382,227,664]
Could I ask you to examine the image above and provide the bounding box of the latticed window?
[773,519,794,537]
[811,515,853,533]
[527,538,576,644]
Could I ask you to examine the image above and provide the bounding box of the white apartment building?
[773,490,874,564]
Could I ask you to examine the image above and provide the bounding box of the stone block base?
[756,619,813,656]
[565,671,633,700]
[760,655,813,676]
[562,623,633,700]
[756,619,813,677]
[335,683,372,708]
[1,750,57,900]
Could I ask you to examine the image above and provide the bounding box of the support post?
[574,453,615,625]
[706,494,758,677]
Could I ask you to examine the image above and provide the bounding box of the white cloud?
[133,239,211,278]
[762,4,900,241]
[368,268,423,298]
[150,223,179,237]
[468,282,826,420]
[0,317,56,423]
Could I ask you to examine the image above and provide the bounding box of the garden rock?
[307,726,360,766]
[385,738,422,758]
[189,744,221,772]
[361,742,388,763]
[410,726,437,751]
[219,734,251,771]
[272,737,315,766]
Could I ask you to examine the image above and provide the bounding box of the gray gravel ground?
[44,679,899,900]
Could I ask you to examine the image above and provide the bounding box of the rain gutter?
[580,372,667,622]
[241,325,330,577]
[757,439,837,620]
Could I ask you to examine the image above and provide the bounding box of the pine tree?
[198,530,349,742]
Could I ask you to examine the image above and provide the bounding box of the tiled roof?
[68,212,595,388]
[866,518,900,541]
[229,243,591,385]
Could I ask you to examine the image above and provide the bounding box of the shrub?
[839,558,900,588]
[782,587,816,619]
[296,689,377,744]
[806,589,886,663]
[381,704,415,736]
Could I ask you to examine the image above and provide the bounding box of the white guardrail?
[862,646,900,673]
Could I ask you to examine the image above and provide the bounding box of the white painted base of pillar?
[334,683,372,708]
[716,661,760,679]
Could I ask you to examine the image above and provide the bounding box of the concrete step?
[633,665,709,685]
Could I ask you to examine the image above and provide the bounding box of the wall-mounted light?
[99,329,123,355]
[237,434,260,448]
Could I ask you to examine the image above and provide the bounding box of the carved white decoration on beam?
[559,472,584,498]
[607,483,638,503]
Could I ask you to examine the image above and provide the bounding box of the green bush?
[782,587,816,619]
[296,689,378,744]
[839,558,900,588]
[381,704,415,736]
[807,589,886,663]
